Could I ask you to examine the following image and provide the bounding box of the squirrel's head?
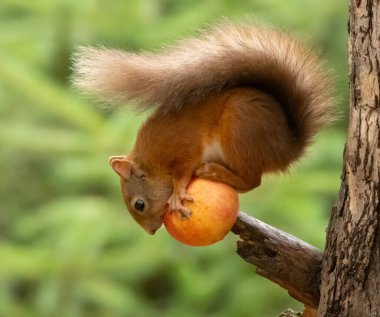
[109,156,172,235]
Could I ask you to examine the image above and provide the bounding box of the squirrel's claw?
[178,206,192,220]
[167,193,193,220]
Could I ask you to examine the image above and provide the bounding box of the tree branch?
[232,212,322,308]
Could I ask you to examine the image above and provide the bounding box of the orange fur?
[73,22,334,234]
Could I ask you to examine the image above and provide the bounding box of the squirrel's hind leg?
[195,162,261,193]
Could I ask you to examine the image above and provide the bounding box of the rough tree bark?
[232,212,322,309]
[318,1,380,316]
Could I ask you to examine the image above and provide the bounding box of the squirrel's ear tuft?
[109,156,132,180]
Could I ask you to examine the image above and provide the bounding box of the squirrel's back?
[73,22,334,158]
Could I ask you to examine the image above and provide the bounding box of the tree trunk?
[318,1,380,316]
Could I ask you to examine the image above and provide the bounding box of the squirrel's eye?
[134,199,145,212]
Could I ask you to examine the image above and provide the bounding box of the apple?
[163,178,239,246]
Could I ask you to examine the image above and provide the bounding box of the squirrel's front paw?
[167,193,193,220]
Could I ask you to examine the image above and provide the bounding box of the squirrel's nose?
[148,228,157,235]
[142,221,162,235]
[144,227,158,235]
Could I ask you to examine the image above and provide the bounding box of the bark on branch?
[232,212,322,309]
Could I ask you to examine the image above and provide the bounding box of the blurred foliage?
[0,1,348,316]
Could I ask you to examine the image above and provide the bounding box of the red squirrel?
[73,22,333,234]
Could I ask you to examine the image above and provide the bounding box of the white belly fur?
[202,140,226,163]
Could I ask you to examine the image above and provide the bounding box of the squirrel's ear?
[109,156,132,180]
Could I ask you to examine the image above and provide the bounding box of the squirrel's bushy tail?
[73,22,333,149]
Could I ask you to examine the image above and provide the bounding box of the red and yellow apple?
[163,178,239,246]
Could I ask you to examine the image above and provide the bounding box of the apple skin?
[163,178,239,246]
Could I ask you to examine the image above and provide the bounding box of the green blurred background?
[0,1,347,316]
